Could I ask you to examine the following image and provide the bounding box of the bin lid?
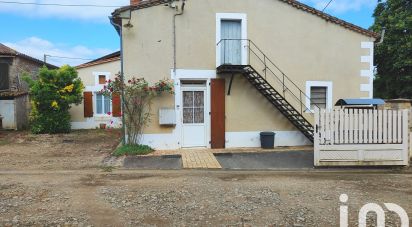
[260,132,275,136]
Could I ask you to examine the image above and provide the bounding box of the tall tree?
[371,0,412,98]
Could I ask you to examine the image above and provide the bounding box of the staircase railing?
[217,39,321,116]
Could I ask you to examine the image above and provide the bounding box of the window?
[183,91,205,124]
[96,93,111,114]
[306,81,332,111]
[310,86,327,109]
[98,75,106,84]
[0,63,9,90]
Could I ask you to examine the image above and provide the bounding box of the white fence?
[314,109,409,166]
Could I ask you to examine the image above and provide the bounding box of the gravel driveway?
[0,130,411,226]
[0,170,411,226]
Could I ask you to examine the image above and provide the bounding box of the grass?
[113,144,154,157]
[100,165,116,172]
[0,140,10,146]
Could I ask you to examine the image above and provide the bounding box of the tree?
[371,0,412,99]
[25,65,83,134]
[102,76,174,145]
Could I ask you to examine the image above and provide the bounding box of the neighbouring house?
[70,51,122,129]
[105,0,379,150]
[0,43,57,130]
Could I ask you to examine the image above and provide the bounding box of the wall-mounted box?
[159,108,176,126]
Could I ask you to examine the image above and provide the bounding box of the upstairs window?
[98,75,106,85]
[0,63,9,90]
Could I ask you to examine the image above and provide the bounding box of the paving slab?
[215,151,314,170]
[181,150,222,169]
[123,155,182,169]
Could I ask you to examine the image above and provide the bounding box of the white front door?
[181,86,207,147]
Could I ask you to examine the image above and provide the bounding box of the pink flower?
[107,112,112,115]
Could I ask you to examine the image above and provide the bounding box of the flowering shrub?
[101,75,174,145]
[24,66,83,134]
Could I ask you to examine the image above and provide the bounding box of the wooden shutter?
[83,92,93,118]
[0,63,9,90]
[211,79,225,149]
[112,93,122,117]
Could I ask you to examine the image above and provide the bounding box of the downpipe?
[173,0,186,78]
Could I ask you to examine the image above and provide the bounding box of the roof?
[0,43,18,55]
[76,51,120,69]
[0,43,57,69]
[335,99,385,106]
[112,0,379,39]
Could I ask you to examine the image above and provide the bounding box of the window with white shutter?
[305,81,332,111]
[310,86,327,109]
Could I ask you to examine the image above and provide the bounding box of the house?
[0,43,57,130]
[69,51,122,129]
[103,0,379,149]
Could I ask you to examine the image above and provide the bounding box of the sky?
[0,0,378,66]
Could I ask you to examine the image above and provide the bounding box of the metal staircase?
[216,39,320,142]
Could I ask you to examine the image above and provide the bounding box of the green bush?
[113,144,154,157]
[25,65,83,134]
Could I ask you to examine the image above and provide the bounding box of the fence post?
[402,110,409,165]
[314,109,320,166]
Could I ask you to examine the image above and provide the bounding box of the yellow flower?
[61,84,74,93]
[51,101,59,109]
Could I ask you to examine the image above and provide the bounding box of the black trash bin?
[260,132,275,149]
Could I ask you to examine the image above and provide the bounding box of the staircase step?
[218,64,314,142]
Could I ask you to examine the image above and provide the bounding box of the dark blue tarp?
[335,99,385,106]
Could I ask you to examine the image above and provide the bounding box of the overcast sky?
[0,0,378,66]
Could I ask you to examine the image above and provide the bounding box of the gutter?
[109,16,127,145]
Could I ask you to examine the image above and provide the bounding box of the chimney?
[130,0,140,6]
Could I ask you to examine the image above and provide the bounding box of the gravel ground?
[0,130,120,171]
[0,171,411,226]
[0,130,411,226]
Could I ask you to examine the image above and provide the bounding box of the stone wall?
[8,56,44,92]
[14,95,29,130]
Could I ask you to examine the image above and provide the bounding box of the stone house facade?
[0,43,57,130]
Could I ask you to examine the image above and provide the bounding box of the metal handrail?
[217,39,321,114]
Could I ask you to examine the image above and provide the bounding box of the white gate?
[314,109,409,166]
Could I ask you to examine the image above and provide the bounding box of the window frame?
[216,13,248,67]
[305,81,333,112]
[94,92,112,116]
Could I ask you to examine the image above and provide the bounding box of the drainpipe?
[173,0,186,77]
[110,16,127,145]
